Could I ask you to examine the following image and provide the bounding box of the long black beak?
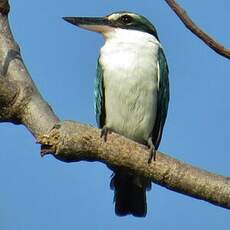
[63,17,112,33]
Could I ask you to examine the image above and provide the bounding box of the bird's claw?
[147,138,156,163]
[100,126,111,142]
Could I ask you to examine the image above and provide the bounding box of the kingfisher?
[63,11,169,217]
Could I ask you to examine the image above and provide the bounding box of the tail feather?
[130,183,147,217]
[110,172,149,217]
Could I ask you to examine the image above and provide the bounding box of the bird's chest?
[100,41,159,142]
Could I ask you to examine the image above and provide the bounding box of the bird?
[63,11,169,217]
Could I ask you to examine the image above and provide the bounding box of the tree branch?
[38,121,230,210]
[165,0,230,59]
[0,1,59,135]
[0,0,229,211]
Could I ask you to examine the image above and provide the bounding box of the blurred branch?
[0,0,10,15]
[0,0,229,212]
[165,0,230,59]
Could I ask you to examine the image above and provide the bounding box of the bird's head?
[63,11,158,39]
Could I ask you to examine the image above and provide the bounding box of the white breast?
[100,29,161,143]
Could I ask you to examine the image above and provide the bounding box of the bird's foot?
[100,126,111,142]
[147,138,156,164]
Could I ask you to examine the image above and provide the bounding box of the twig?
[165,0,230,59]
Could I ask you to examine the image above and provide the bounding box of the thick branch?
[38,121,230,210]
[165,0,230,59]
[0,3,59,136]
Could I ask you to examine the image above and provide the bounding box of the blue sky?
[0,0,229,229]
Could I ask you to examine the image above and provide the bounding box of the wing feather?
[95,59,106,128]
[151,48,170,149]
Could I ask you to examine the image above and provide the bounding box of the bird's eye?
[120,15,133,24]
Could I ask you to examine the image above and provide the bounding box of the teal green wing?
[95,59,105,128]
[152,48,170,149]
